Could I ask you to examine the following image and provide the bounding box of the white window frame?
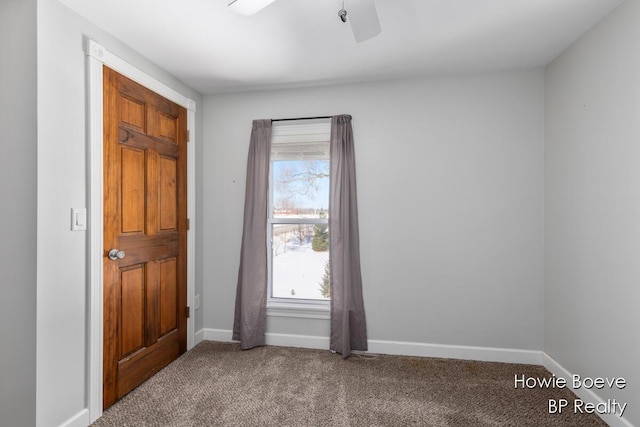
[266,119,331,318]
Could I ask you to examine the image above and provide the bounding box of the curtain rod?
[272,116,332,122]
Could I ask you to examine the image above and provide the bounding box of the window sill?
[266,300,330,320]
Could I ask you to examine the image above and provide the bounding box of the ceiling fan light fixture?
[228,0,277,15]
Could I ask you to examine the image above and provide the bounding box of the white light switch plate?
[71,208,87,231]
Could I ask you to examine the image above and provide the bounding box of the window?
[268,120,331,303]
[234,115,365,353]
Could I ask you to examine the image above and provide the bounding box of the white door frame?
[86,39,197,423]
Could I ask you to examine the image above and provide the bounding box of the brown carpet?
[92,341,606,426]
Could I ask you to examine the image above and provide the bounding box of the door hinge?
[186,130,190,142]
[187,218,190,230]
[186,306,191,318]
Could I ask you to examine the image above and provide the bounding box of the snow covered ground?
[272,240,329,300]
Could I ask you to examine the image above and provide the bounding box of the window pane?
[272,160,329,219]
[272,224,330,300]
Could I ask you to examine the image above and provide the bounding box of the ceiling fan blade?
[228,0,277,15]
[348,0,382,43]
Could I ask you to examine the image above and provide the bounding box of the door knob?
[108,249,125,261]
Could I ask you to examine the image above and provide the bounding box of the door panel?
[159,258,178,336]
[158,113,178,142]
[121,147,146,234]
[120,266,145,357]
[159,157,178,231]
[103,66,187,409]
[120,95,145,130]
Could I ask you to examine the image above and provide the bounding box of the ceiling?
[58,0,623,94]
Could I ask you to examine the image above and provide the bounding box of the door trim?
[86,39,197,423]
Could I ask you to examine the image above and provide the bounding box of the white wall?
[202,69,545,351]
[545,0,640,424]
[36,0,203,425]
[0,1,37,426]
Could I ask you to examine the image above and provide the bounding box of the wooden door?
[103,66,188,409]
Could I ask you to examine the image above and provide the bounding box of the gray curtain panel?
[329,115,368,358]
[232,119,272,349]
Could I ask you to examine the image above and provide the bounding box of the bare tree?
[275,160,329,205]
[295,224,310,245]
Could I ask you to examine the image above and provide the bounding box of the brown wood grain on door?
[103,66,188,409]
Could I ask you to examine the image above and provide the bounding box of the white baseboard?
[194,327,208,344]
[196,328,232,344]
[265,332,329,349]
[195,328,330,350]
[542,353,633,427]
[57,409,89,427]
[195,328,541,364]
[367,339,543,365]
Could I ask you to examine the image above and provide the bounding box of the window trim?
[267,300,330,319]
[266,119,331,312]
